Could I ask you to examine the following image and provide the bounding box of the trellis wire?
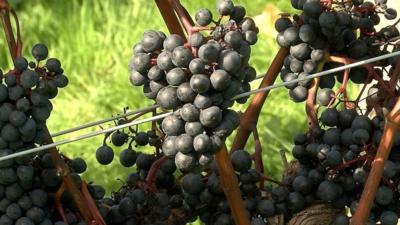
[0,112,173,161]
[232,50,400,100]
[51,104,158,137]
[1,50,399,161]
[50,51,400,138]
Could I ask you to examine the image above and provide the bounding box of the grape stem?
[328,55,395,97]
[231,47,289,151]
[306,77,320,129]
[145,155,168,189]
[252,126,265,188]
[154,0,186,39]
[0,0,21,59]
[351,98,400,225]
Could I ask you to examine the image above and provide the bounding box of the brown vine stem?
[231,47,289,151]
[215,144,251,225]
[351,98,400,225]
[252,127,265,188]
[0,0,18,58]
[305,77,319,129]
[0,1,96,223]
[154,0,186,40]
[45,131,96,224]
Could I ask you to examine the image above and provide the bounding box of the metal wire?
[1,50,400,161]
[0,112,173,162]
[232,50,400,100]
[51,104,158,137]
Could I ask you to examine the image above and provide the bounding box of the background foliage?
[0,0,305,193]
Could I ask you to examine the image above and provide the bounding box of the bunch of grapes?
[95,116,162,167]
[255,106,399,225]
[180,150,275,225]
[96,154,198,225]
[275,0,398,103]
[0,44,104,225]
[128,0,258,171]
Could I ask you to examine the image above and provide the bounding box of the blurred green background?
[0,0,306,194]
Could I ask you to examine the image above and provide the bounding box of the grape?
[156,51,174,71]
[174,152,196,171]
[193,134,212,153]
[224,31,243,49]
[299,24,316,43]
[230,5,246,22]
[14,57,28,72]
[199,106,222,128]
[31,43,49,61]
[289,86,308,102]
[380,211,398,225]
[162,114,184,136]
[180,103,199,122]
[317,88,335,106]
[111,131,128,147]
[185,122,204,136]
[275,17,292,32]
[257,200,275,217]
[129,71,147,86]
[26,207,45,223]
[163,34,184,52]
[70,158,87,174]
[347,40,368,59]
[353,167,367,183]
[195,8,213,26]
[166,67,187,86]
[96,145,114,165]
[351,115,372,133]
[216,0,234,16]
[16,217,35,225]
[190,74,210,93]
[210,70,231,91]
[172,46,192,68]
[156,86,180,109]
[141,30,163,52]
[375,186,393,205]
[230,150,252,172]
[283,27,300,45]
[189,58,205,74]
[182,173,205,194]
[176,134,194,154]
[177,82,196,102]
[45,58,62,74]
[291,43,311,60]
[119,149,137,167]
[303,0,322,18]
[198,43,219,63]
[189,32,204,48]
[384,8,397,20]
[53,74,69,88]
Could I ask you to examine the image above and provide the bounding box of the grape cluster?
[0,150,96,225]
[0,44,104,224]
[0,44,68,148]
[95,122,162,167]
[262,107,400,225]
[128,0,258,171]
[275,0,398,103]
[180,149,275,225]
[97,155,198,225]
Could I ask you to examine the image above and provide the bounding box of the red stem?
[168,0,194,35]
[252,127,265,189]
[305,78,319,129]
[145,156,168,187]
[231,48,289,151]
[351,99,400,225]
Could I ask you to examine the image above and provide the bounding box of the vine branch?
[231,47,289,151]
